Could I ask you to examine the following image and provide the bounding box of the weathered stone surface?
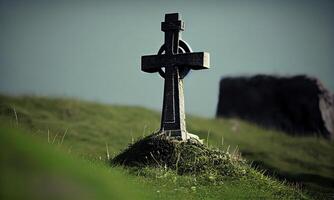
[216,75,334,139]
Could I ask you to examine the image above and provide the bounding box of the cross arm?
[141,52,210,73]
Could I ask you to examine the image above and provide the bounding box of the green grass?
[0,95,333,199]
[0,126,153,200]
[0,126,306,200]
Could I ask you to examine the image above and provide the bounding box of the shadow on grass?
[249,159,334,199]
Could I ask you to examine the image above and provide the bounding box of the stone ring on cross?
[157,39,192,79]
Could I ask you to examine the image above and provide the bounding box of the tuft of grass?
[112,134,247,178]
[111,134,308,199]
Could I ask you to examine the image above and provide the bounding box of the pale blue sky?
[1,0,333,117]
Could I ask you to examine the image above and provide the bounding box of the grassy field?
[0,95,333,199]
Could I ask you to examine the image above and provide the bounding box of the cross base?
[157,130,203,144]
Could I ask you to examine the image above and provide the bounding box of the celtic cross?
[141,13,210,140]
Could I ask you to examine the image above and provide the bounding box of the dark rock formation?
[216,75,334,139]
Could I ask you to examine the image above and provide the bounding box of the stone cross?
[141,13,210,140]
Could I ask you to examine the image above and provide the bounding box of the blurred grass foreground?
[0,95,333,199]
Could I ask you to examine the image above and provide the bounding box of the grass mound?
[112,134,248,178]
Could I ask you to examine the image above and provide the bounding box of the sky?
[0,0,333,118]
